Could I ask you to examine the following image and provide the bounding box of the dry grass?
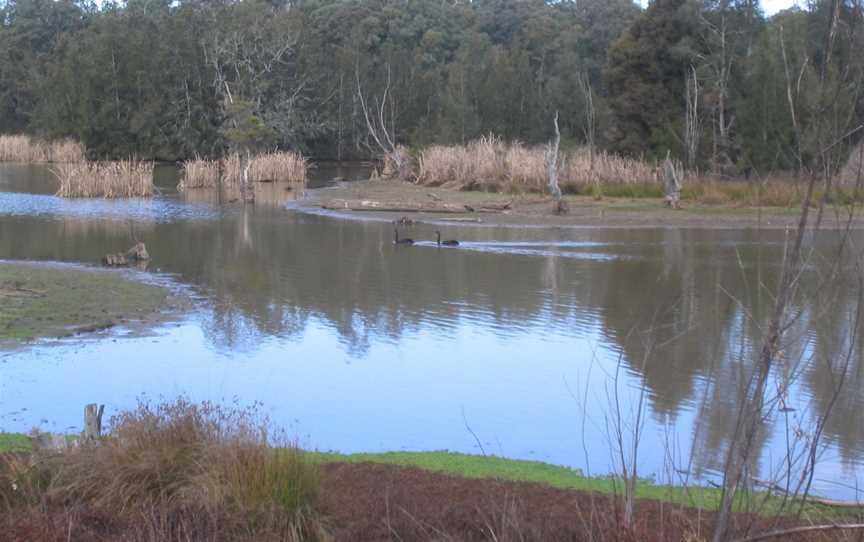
[178,156,221,190]
[416,138,864,208]
[417,137,658,193]
[0,134,85,163]
[0,399,323,541]
[249,151,308,184]
[180,151,308,190]
[54,160,155,198]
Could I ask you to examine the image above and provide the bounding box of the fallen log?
[478,201,513,211]
[437,217,483,223]
[321,199,469,214]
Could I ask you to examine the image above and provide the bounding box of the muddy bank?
[300,179,864,230]
[0,261,183,345]
[3,460,847,541]
[318,462,844,542]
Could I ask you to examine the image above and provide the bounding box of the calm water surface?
[1,163,862,499]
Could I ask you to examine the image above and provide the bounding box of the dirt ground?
[317,462,854,542]
[299,179,864,230]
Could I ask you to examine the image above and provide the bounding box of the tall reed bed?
[54,160,155,198]
[179,151,308,190]
[417,136,658,193]
[0,134,85,163]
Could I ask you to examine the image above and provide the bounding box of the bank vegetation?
[0,135,84,163]
[179,151,308,190]
[53,160,154,198]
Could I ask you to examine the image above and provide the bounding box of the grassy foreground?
[0,262,169,341]
[2,401,857,541]
[0,433,831,514]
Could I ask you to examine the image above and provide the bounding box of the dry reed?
[178,156,221,190]
[54,160,155,198]
[0,399,322,540]
[417,137,658,193]
[0,134,85,163]
[180,151,308,190]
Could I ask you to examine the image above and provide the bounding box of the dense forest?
[0,0,862,174]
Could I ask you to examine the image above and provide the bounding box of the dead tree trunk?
[546,111,567,215]
[664,151,683,209]
[356,64,412,181]
[83,404,105,441]
[685,66,700,171]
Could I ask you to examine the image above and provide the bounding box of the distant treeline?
[0,0,861,173]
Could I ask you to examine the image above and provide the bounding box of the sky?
[762,0,799,14]
[639,0,799,15]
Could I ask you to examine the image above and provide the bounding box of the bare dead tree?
[545,111,567,215]
[578,74,597,172]
[697,0,738,176]
[356,63,412,181]
[684,65,701,171]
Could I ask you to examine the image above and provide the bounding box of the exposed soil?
[300,179,864,230]
[317,462,851,541]
[4,461,855,541]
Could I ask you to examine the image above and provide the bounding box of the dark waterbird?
[394,228,414,245]
[436,231,459,247]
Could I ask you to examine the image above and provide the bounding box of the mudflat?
[302,179,864,230]
[0,261,175,344]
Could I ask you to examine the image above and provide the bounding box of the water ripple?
[0,192,222,223]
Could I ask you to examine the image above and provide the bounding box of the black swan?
[394,228,414,245]
[436,231,459,247]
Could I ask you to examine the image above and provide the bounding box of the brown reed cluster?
[54,160,155,198]
[0,134,85,163]
[179,151,308,190]
[417,136,659,192]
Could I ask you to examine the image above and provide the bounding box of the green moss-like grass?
[0,262,169,341]
[0,433,32,453]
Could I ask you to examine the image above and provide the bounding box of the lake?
[1,163,862,500]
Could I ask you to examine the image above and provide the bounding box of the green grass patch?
[0,433,32,453]
[0,262,169,341]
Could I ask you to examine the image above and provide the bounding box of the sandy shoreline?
[297,179,864,230]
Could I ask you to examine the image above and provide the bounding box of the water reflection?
[0,164,862,499]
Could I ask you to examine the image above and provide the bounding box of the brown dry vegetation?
[2,402,860,542]
[416,136,659,193]
[412,138,864,208]
[180,151,308,190]
[53,160,154,198]
[0,400,322,542]
[0,135,85,163]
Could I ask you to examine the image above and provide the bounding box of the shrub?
[0,399,323,540]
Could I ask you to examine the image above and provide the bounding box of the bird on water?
[436,231,459,247]
[394,228,414,245]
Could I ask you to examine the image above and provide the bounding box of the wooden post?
[83,404,105,441]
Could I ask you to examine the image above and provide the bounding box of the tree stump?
[83,403,105,441]
[663,152,682,209]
